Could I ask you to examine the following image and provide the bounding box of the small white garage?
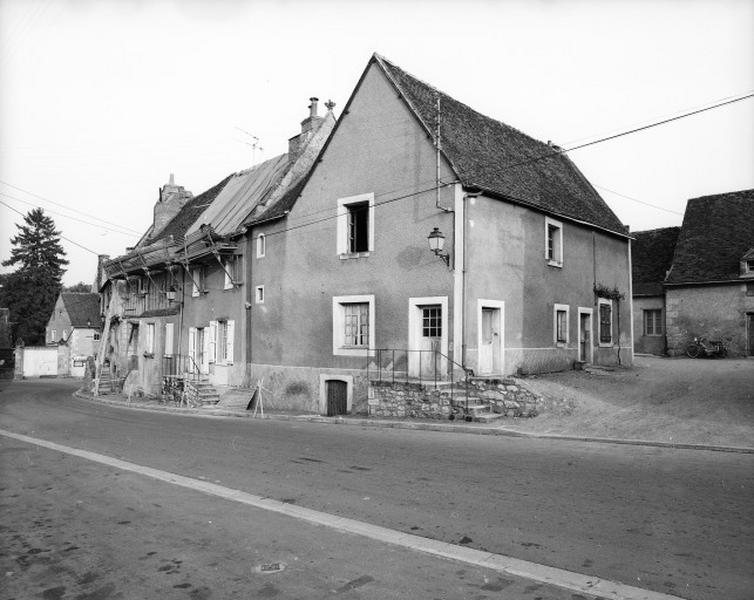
[21,347,58,377]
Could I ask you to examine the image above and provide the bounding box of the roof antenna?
[235,126,264,165]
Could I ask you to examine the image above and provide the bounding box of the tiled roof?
[665,189,754,285]
[631,227,680,296]
[375,55,627,235]
[61,293,101,328]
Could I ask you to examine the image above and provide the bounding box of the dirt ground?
[504,355,754,448]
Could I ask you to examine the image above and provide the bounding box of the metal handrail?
[366,348,472,419]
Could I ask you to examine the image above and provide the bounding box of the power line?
[0,179,143,235]
[591,184,684,216]
[0,191,141,238]
[0,199,102,256]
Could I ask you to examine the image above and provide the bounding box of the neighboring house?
[242,54,633,415]
[98,99,335,397]
[663,189,754,356]
[45,292,102,376]
[631,227,680,355]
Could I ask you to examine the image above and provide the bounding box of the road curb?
[72,390,754,455]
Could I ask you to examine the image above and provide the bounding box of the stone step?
[473,412,506,424]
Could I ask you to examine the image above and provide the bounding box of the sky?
[1,0,752,287]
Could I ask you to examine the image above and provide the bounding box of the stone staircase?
[186,379,221,406]
[95,371,121,395]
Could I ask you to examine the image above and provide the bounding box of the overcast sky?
[1,0,752,287]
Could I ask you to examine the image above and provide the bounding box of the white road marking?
[0,429,682,600]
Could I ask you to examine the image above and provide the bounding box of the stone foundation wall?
[368,377,544,419]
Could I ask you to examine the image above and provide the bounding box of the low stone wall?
[368,377,544,419]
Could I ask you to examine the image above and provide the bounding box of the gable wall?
[46,296,72,344]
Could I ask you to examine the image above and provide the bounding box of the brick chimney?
[288,97,327,164]
[153,173,192,238]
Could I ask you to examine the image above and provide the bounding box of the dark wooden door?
[748,313,754,356]
[326,380,348,416]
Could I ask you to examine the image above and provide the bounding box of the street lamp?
[427,227,450,267]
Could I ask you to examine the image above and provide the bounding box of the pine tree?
[1,208,69,345]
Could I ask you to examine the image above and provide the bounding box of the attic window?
[747,260,754,273]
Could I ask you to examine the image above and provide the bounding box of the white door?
[409,304,442,378]
[478,307,501,374]
[23,347,58,377]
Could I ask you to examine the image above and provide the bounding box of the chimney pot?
[309,97,319,118]
[169,173,175,186]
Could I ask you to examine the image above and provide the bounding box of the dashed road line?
[0,428,683,600]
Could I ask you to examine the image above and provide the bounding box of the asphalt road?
[2,379,753,600]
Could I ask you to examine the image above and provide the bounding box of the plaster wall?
[179,259,247,386]
[665,283,754,357]
[464,195,632,374]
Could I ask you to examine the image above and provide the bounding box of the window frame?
[553,303,569,345]
[598,298,613,346]
[643,309,663,336]
[164,323,174,356]
[336,193,374,257]
[544,216,563,267]
[191,266,205,297]
[145,322,155,355]
[256,234,266,258]
[255,285,265,304]
[332,294,375,356]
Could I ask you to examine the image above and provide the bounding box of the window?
[337,193,374,256]
[643,309,662,336]
[747,282,754,297]
[422,306,442,337]
[553,304,569,344]
[145,322,155,354]
[344,303,369,346]
[747,260,754,273]
[255,285,265,304]
[62,329,68,340]
[545,216,563,267]
[598,299,612,345]
[191,267,205,297]
[223,256,242,290]
[93,332,101,341]
[164,323,174,356]
[256,234,266,258]
[51,329,56,341]
[333,295,375,356]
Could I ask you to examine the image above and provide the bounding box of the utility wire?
[0,191,141,237]
[0,179,143,235]
[0,199,101,256]
[591,184,684,216]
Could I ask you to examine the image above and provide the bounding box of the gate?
[325,380,348,416]
[22,347,58,377]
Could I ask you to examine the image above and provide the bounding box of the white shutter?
[209,321,218,363]
[188,327,196,373]
[202,328,210,374]
[226,320,234,364]
[164,323,174,357]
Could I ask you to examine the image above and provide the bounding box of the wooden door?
[326,380,348,416]
[748,313,754,356]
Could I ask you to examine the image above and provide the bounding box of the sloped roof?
[61,293,101,328]
[375,55,627,236]
[147,175,233,246]
[631,227,680,296]
[186,154,290,238]
[665,189,754,285]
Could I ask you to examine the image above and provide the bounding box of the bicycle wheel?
[686,343,701,358]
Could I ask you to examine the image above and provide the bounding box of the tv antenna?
[235,127,264,165]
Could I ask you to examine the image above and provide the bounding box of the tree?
[64,282,92,293]
[0,208,68,345]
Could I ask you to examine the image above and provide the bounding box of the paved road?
[2,379,753,599]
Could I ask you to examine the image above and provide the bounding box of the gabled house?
[242,54,633,415]
[45,292,102,376]
[662,189,754,356]
[97,99,335,398]
[631,226,680,354]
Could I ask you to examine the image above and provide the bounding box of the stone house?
[663,189,754,356]
[45,292,102,376]
[242,54,633,416]
[98,100,335,397]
